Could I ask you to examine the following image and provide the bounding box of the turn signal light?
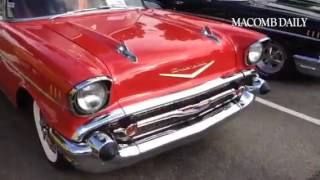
[125,124,138,137]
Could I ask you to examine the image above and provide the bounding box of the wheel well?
[16,88,33,111]
[266,35,292,55]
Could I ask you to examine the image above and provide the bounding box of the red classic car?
[0,0,270,172]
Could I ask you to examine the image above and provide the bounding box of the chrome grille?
[108,74,255,144]
[133,89,238,142]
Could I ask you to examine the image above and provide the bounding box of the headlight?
[247,42,263,65]
[70,77,111,116]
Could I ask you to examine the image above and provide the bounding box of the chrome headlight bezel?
[246,37,270,66]
[69,77,112,116]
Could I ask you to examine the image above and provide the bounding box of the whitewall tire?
[33,102,69,168]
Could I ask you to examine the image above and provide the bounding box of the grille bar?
[137,89,236,128]
[132,89,239,141]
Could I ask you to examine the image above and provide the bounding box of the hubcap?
[33,102,58,163]
[257,43,286,74]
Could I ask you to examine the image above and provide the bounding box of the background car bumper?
[294,55,320,77]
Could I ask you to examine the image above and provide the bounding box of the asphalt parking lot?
[0,75,320,180]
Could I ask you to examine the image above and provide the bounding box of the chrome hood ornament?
[202,26,221,44]
[118,44,138,63]
[160,61,215,79]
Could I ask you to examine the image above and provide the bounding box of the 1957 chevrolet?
[0,0,270,172]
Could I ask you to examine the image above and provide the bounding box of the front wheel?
[33,102,70,169]
[256,42,294,79]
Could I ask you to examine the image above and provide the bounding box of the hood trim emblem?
[160,61,215,79]
[118,44,138,63]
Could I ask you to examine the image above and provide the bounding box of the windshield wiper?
[50,6,113,20]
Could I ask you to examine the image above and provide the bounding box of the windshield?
[6,0,144,19]
[275,0,320,14]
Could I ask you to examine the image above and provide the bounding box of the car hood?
[19,9,240,106]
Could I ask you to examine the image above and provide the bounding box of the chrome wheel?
[257,43,287,75]
[33,102,58,163]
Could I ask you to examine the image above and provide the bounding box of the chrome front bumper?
[49,70,268,173]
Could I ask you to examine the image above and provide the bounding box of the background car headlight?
[71,77,111,115]
[247,42,263,65]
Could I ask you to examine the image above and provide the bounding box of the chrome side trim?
[293,55,320,64]
[0,52,60,105]
[72,69,256,142]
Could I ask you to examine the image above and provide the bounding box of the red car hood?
[19,9,240,106]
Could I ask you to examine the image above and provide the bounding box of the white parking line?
[255,97,320,126]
